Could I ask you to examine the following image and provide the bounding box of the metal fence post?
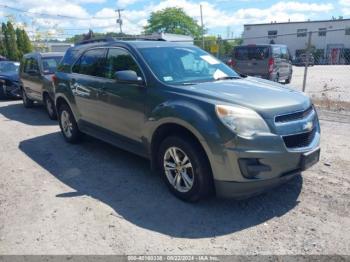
[302,31,312,92]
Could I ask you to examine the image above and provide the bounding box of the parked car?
[230,44,293,84]
[293,53,315,66]
[0,61,21,99]
[20,52,64,119]
[54,40,320,201]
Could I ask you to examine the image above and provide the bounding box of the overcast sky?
[1,0,349,39]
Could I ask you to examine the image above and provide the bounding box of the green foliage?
[144,7,202,38]
[16,28,24,59]
[4,21,19,60]
[0,21,32,60]
[21,29,33,54]
[194,36,243,56]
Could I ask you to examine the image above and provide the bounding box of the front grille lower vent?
[283,128,316,148]
[275,107,313,123]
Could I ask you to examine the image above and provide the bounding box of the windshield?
[0,62,20,73]
[139,46,239,84]
[42,56,62,74]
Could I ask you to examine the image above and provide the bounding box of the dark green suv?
[54,39,320,201]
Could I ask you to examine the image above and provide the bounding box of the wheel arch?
[149,122,213,176]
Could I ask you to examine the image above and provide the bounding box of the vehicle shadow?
[0,101,56,126]
[19,132,303,238]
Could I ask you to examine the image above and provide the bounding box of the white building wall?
[242,19,350,62]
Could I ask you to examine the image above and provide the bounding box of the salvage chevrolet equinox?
[54,39,320,201]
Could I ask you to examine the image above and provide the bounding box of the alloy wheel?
[163,147,194,193]
[60,110,73,138]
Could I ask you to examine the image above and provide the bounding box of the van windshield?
[234,46,269,60]
[140,46,239,85]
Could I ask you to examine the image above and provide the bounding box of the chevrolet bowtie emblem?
[303,121,313,131]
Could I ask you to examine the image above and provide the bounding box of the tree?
[4,21,19,60]
[20,29,32,54]
[144,7,202,38]
[1,23,8,58]
[16,28,24,58]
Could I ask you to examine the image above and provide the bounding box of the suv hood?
[174,77,311,119]
[0,71,19,82]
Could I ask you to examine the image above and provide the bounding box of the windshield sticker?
[163,76,173,82]
[200,55,220,65]
[213,69,228,79]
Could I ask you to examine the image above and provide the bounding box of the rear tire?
[58,103,82,144]
[285,75,291,84]
[22,88,34,108]
[157,135,213,202]
[44,94,57,120]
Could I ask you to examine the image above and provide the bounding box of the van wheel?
[275,74,280,83]
[58,103,81,143]
[22,88,34,108]
[158,136,213,202]
[44,94,57,120]
[285,76,291,84]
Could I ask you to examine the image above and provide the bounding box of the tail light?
[268,58,274,74]
[52,75,58,86]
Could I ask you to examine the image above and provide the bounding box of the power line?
[0,4,116,20]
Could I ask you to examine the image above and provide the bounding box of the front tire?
[158,136,213,202]
[22,88,34,108]
[44,94,57,120]
[58,103,81,143]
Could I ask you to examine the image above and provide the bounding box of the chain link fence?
[40,28,349,111]
[191,28,350,111]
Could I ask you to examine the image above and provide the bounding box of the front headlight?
[215,105,270,137]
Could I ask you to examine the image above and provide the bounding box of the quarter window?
[272,47,281,58]
[104,48,142,79]
[297,29,307,37]
[72,49,106,77]
[280,47,289,59]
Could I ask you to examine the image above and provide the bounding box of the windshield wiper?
[214,76,241,81]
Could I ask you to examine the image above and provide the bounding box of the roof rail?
[75,37,115,46]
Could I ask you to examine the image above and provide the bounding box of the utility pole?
[302,31,312,92]
[115,9,124,34]
[200,5,204,49]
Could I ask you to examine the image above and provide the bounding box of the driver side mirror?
[114,70,144,85]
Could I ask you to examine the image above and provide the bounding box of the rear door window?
[72,49,107,77]
[234,47,269,60]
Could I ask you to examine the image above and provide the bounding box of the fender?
[144,99,228,176]
[54,78,81,122]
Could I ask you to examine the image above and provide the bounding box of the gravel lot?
[288,65,350,109]
[0,100,349,255]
